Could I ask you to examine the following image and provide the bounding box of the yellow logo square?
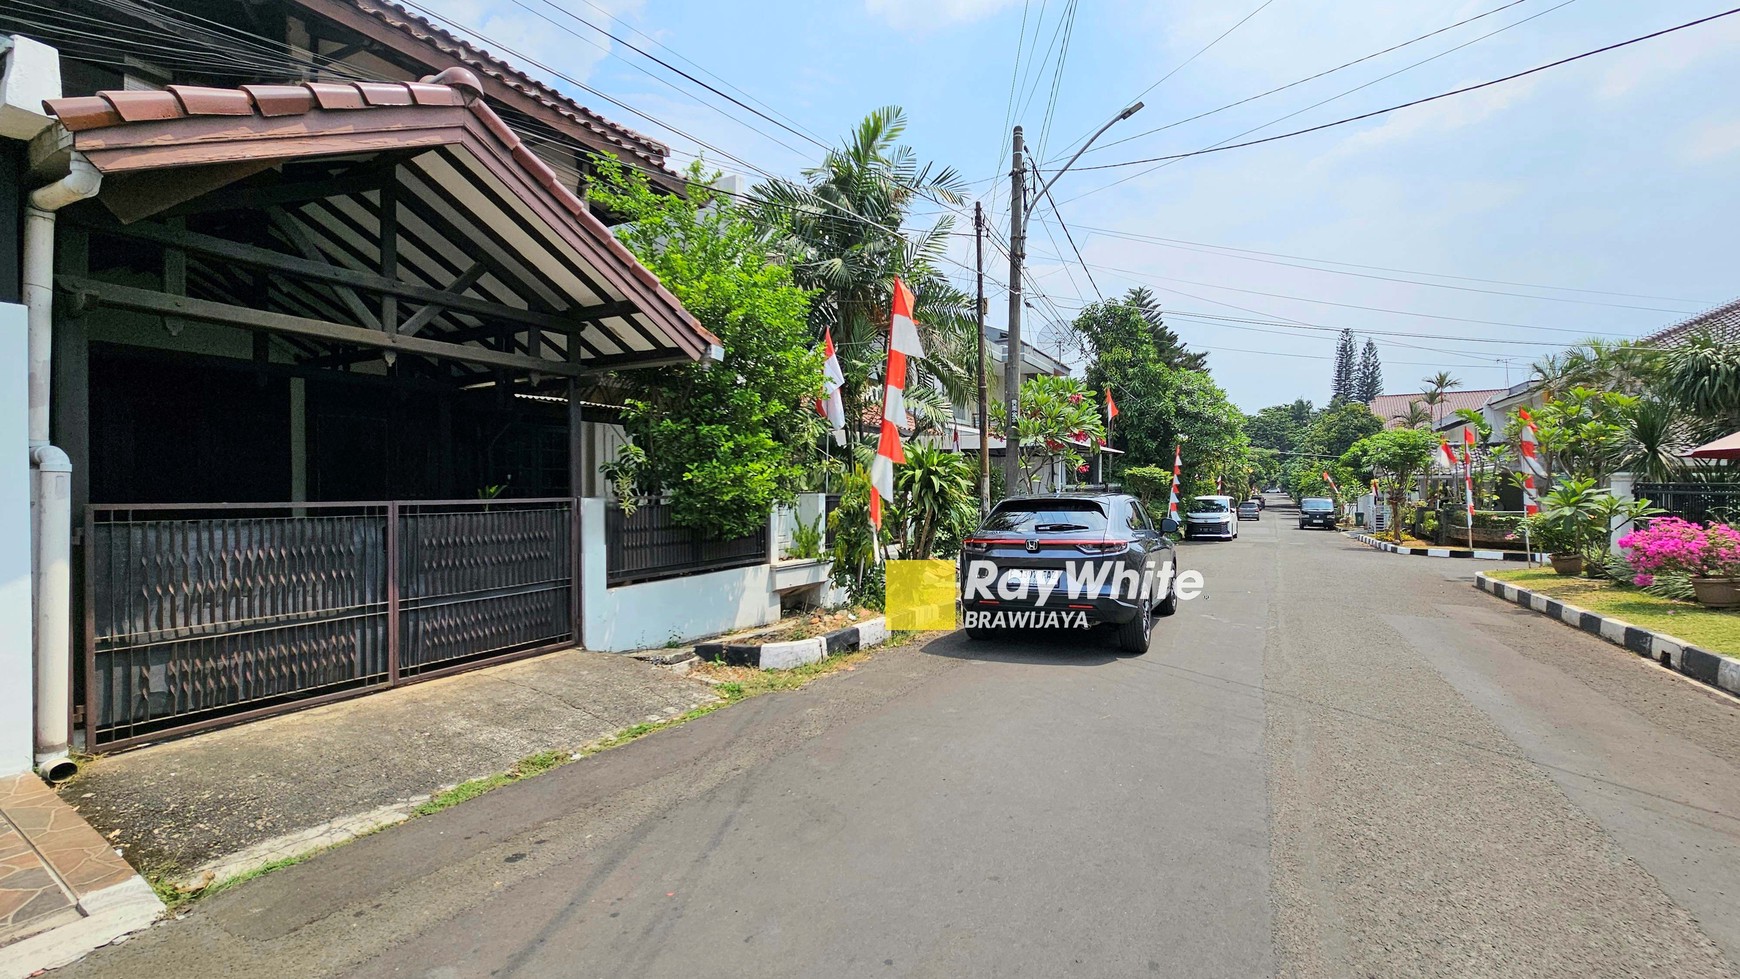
[886,559,957,631]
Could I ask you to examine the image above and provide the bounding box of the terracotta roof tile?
[1641,297,1740,349]
[338,0,673,174]
[46,77,480,132]
[168,86,254,116]
[1368,389,1508,429]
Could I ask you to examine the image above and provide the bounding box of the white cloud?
[1682,118,1740,165]
[862,0,1023,32]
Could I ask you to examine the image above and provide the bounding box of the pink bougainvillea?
[1618,517,1740,579]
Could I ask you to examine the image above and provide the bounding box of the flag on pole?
[1321,470,1340,496]
[817,326,847,446]
[1461,444,1475,528]
[1167,445,1182,520]
[869,278,922,530]
[1440,440,1458,467]
[952,422,961,453]
[1105,389,1119,421]
[1518,408,1543,516]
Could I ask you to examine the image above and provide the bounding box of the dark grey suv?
[959,493,1178,653]
[1299,497,1338,530]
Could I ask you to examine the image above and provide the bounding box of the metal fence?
[83,498,575,750]
[605,502,768,586]
[1636,482,1740,525]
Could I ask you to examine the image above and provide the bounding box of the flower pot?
[1692,576,1740,609]
[1549,554,1584,576]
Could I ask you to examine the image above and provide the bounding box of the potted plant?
[1518,514,1583,574]
[1618,517,1740,608]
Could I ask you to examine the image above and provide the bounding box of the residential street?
[60,502,1740,979]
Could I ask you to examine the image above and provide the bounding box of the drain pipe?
[25,153,101,781]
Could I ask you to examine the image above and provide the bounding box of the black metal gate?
[82,498,577,750]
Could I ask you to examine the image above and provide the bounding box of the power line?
[1065,225,1713,309]
[1075,0,1533,161]
[1033,165,1101,301]
[1071,7,1740,173]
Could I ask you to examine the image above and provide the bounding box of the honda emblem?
[1025,538,1039,553]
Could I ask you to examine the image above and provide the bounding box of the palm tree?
[1394,401,1433,429]
[751,107,978,440]
[1623,398,1684,483]
[1420,371,1461,426]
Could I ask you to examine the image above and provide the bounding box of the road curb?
[1349,531,1545,562]
[1474,572,1740,699]
[694,617,889,670]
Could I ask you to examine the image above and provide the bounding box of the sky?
[409,0,1740,412]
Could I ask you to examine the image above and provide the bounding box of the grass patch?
[413,749,570,817]
[1488,568,1740,656]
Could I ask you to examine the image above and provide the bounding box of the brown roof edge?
[43,70,720,361]
[291,0,680,187]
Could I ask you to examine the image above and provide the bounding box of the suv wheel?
[1116,605,1152,654]
[1154,583,1178,617]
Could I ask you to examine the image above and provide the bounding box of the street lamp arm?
[1028,102,1143,214]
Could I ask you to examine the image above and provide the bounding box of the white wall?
[579,498,781,652]
[0,305,33,775]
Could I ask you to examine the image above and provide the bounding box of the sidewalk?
[0,773,161,978]
[58,647,720,891]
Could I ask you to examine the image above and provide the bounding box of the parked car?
[1238,501,1261,521]
[1299,497,1338,530]
[1185,495,1238,541]
[1248,496,1265,511]
[960,493,1177,653]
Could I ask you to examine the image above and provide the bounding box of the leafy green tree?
[1532,386,1634,484]
[1072,288,1207,372]
[990,375,1106,491]
[751,107,977,436]
[1305,401,1383,459]
[1349,428,1439,542]
[1658,333,1740,441]
[1246,399,1316,453]
[589,159,820,538]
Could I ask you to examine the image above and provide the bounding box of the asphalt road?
[63,497,1740,978]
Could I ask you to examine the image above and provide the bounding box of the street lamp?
[1003,102,1143,497]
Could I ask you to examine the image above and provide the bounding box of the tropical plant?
[1421,371,1461,426]
[788,516,824,561]
[1350,427,1439,542]
[990,375,1106,492]
[752,107,977,437]
[1393,401,1433,430]
[1531,387,1635,484]
[1535,478,1664,571]
[1121,466,1175,509]
[589,158,821,538]
[1618,517,1740,582]
[1623,398,1685,483]
[828,466,885,606]
[896,443,977,560]
[1658,333,1740,441]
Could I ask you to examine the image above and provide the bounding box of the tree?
[1355,340,1383,403]
[1331,329,1357,403]
[589,159,821,538]
[1072,289,1207,373]
[1531,386,1634,485]
[1350,428,1439,543]
[1420,371,1461,426]
[1246,399,1316,453]
[989,375,1106,490]
[1658,333,1740,441]
[1123,287,1208,371]
[1306,401,1383,459]
[1394,401,1433,430]
[895,444,977,560]
[752,107,977,438]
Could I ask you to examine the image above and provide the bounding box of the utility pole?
[1003,126,1026,498]
[975,201,991,519]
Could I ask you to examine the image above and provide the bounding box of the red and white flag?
[1518,408,1543,516]
[869,278,922,529]
[1167,445,1182,519]
[1440,440,1459,467]
[1461,444,1475,527]
[817,326,847,446]
[1105,389,1119,421]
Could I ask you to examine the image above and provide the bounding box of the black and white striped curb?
[1350,532,1546,562]
[1475,572,1740,698]
[695,617,889,670]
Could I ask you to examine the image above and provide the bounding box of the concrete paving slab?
[59,648,719,882]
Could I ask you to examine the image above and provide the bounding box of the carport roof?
[42,69,720,375]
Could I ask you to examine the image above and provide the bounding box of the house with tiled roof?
[1638,296,1740,349]
[1367,388,1508,431]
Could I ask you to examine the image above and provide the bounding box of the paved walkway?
[60,647,719,887]
[0,774,159,978]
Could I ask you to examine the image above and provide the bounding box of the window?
[984,500,1109,534]
[1128,500,1154,531]
[1189,497,1231,514]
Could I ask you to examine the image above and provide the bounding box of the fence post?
[569,497,582,650]
[1608,471,1635,557]
[386,501,400,686]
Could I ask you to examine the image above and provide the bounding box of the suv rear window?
[1189,498,1230,513]
[984,500,1109,533]
[1301,498,1335,512]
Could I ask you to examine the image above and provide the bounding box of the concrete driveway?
[58,500,1740,978]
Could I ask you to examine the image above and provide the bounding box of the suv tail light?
[1074,540,1127,555]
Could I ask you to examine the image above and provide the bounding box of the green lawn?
[1488,568,1740,657]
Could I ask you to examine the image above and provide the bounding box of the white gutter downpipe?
[25,152,100,780]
